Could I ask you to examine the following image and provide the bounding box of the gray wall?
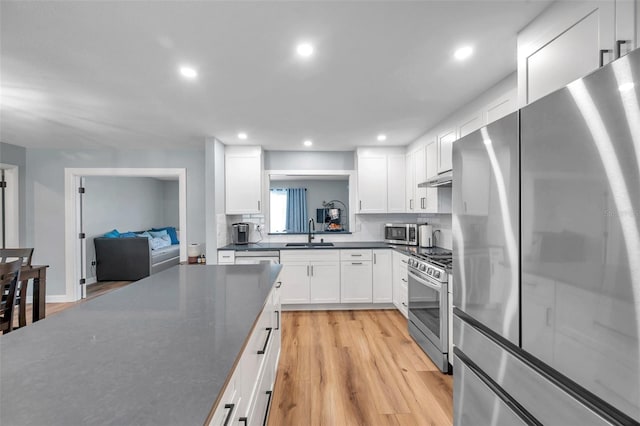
[0,142,27,245]
[84,176,178,281]
[162,180,179,228]
[265,151,354,170]
[25,148,205,298]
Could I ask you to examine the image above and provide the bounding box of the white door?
[77,176,87,299]
[357,155,387,213]
[372,250,392,303]
[279,263,310,304]
[340,261,373,303]
[309,262,340,303]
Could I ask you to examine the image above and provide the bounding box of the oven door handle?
[408,270,443,292]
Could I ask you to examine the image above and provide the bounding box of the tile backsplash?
[226,213,453,250]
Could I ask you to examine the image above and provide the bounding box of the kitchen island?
[0,264,282,426]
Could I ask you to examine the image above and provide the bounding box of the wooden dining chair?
[0,259,21,334]
[0,248,34,328]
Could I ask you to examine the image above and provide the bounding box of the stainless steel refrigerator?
[452,47,640,425]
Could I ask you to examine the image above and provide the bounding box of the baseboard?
[85,277,97,286]
[24,294,76,304]
[282,303,396,311]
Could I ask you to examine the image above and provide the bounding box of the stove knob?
[433,271,440,279]
[419,264,427,272]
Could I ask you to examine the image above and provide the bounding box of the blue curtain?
[285,188,308,233]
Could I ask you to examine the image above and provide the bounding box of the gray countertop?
[219,241,449,259]
[0,264,282,426]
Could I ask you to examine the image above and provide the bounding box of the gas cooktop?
[410,248,452,270]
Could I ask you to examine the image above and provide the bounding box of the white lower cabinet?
[392,251,409,318]
[280,250,340,304]
[372,249,392,303]
[209,284,281,426]
[341,260,373,303]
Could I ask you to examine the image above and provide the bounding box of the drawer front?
[218,251,235,264]
[239,309,273,409]
[340,249,373,261]
[454,315,610,426]
[208,376,240,426]
[280,249,339,262]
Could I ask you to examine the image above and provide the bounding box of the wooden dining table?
[19,264,49,325]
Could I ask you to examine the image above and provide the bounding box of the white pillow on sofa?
[150,235,172,250]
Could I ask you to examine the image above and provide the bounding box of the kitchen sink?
[285,242,335,247]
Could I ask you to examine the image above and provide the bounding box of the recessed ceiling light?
[296,43,314,58]
[618,82,635,92]
[238,132,248,140]
[454,46,473,61]
[377,134,387,142]
[179,66,198,79]
[303,140,313,147]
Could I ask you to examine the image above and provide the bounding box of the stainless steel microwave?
[384,223,418,245]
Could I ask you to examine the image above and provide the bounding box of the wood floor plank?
[268,310,453,426]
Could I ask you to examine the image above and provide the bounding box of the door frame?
[64,168,187,302]
[0,164,20,248]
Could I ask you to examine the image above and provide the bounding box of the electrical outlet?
[256,224,262,232]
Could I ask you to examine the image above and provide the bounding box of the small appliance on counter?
[231,223,250,245]
[419,224,434,248]
[384,223,418,245]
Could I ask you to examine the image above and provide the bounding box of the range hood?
[418,170,452,187]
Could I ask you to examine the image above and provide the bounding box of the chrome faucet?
[308,218,315,243]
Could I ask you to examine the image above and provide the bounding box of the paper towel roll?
[187,243,202,257]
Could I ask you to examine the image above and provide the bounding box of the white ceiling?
[0,1,550,151]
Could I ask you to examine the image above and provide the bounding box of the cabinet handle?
[351,254,362,257]
[409,199,413,210]
[616,40,629,59]
[359,200,362,210]
[239,417,247,425]
[421,198,425,209]
[402,302,407,307]
[401,259,408,264]
[311,265,314,276]
[222,255,231,258]
[276,281,282,288]
[401,278,408,283]
[223,404,234,426]
[258,327,273,354]
[275,310,280,330]
[599,49,612,67]
[546,308,552,326]
[258,200,261,210]
[262,390,273,426]
[307,265,309,276]
[352,262,363,265]
[374,253,377,264]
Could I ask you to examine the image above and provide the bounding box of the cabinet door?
[392,252,401,309]
[309,262,341,304]
[438,129,456,174]
[519,2,614,105]
[340,261,373,303]
[225,149,262,214]
[414,147,428,212]
[616,0,637,54]
[425,141,440,213]
[357,155,387,213]
[405,152,415,212]
[387,154,406,212]
[372,250,392,303]
[458,112,484,139]
[279,263,310,304]
[486,91,517,125]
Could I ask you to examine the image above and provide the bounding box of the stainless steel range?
[407,249,451,373]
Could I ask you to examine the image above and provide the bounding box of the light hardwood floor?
[269,310,453,426]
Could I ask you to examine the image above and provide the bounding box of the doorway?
[0,164,19,248]
[64,168,187,302]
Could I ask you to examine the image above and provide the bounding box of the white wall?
[25,148,205,298]
[84,176,177,282]
[162,180,179,228]
[265,151,354,170]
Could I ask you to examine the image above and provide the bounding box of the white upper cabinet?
[406,151,416,213]
[458,112,484,139]
[357,147,406,214]
[414,146,428,212]
[387,154,406,213]
[437,128,456,174]
[485,90,517,125]
[225,146,263,214]
[517,1,637,105]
